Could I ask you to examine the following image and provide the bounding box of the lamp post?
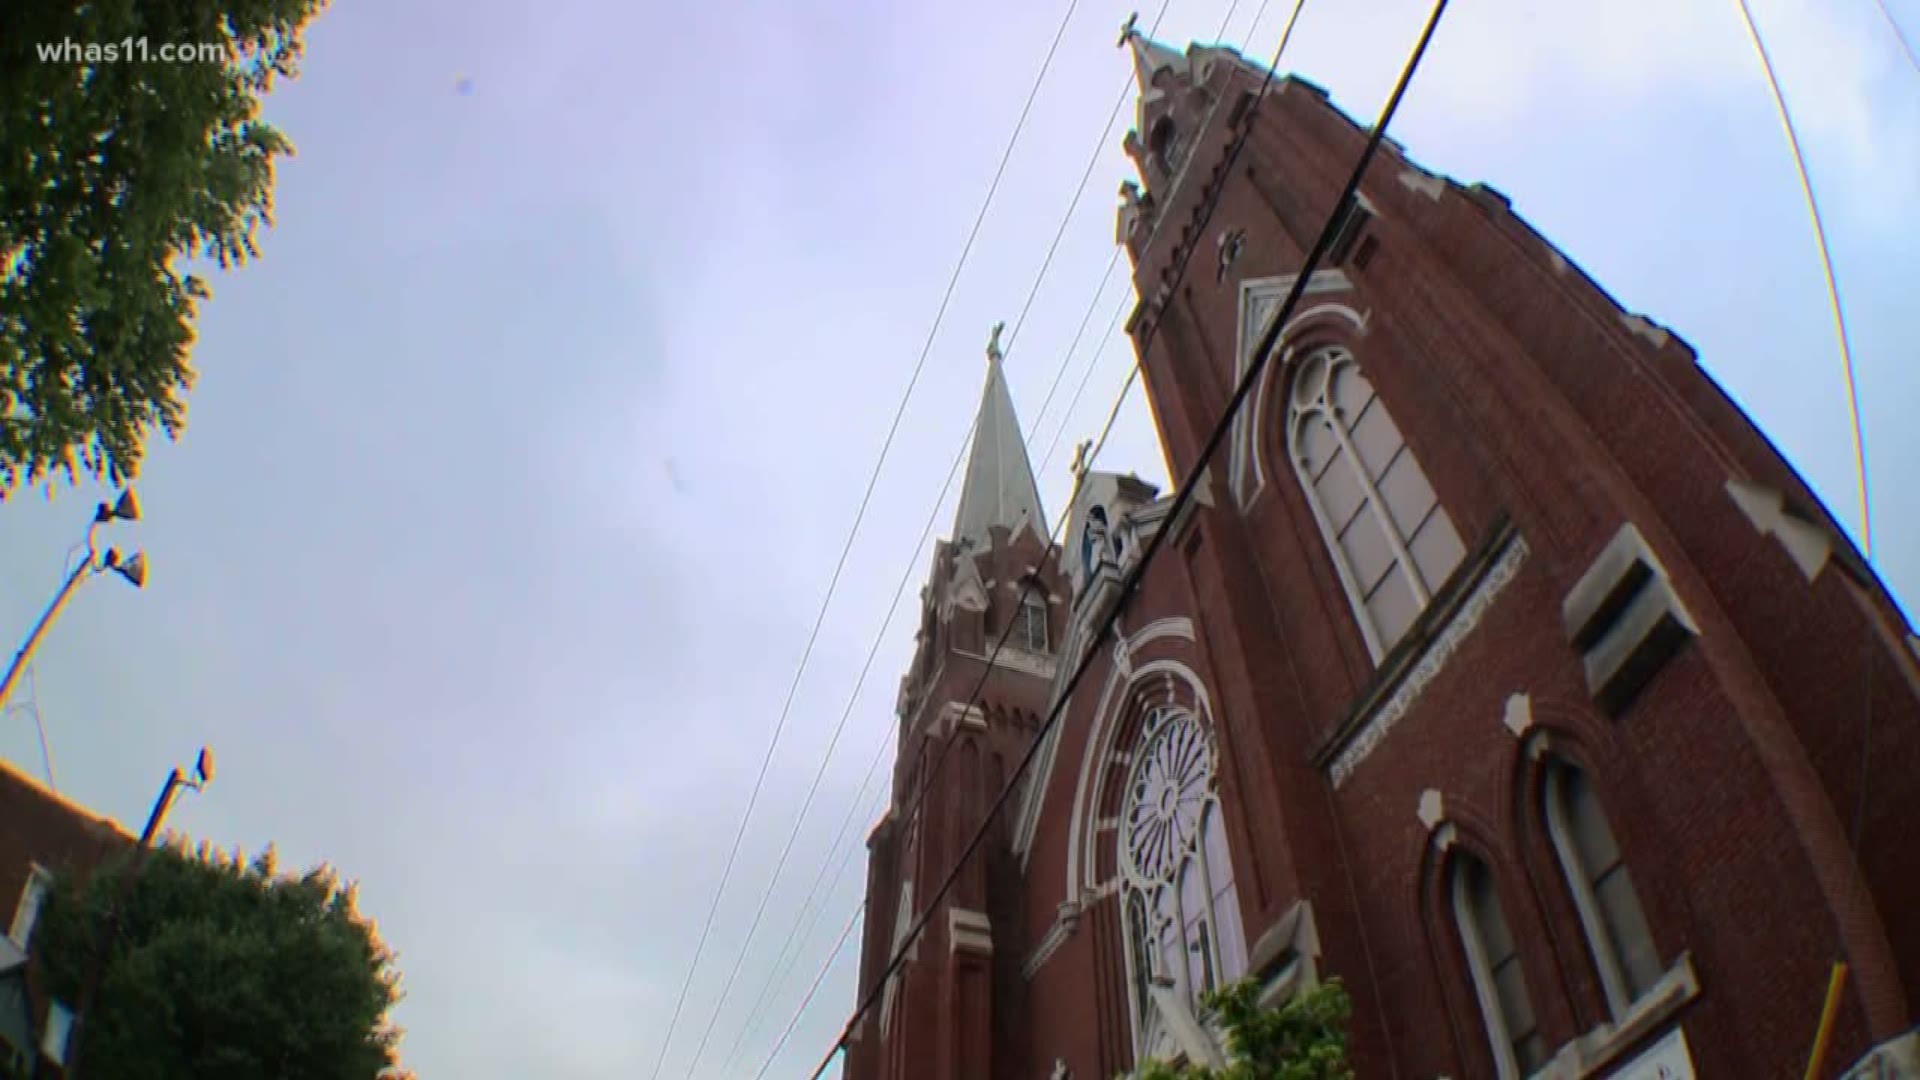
[62,747,214,1080]
[0,489,146,713]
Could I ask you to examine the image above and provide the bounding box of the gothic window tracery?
[1287,346,1466,659]
[1117,704,1246,1057]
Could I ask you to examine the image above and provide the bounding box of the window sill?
[1533,952,1701,1080]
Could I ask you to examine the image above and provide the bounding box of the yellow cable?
[1732,0,1874,561]
[1804,962,1849,1080]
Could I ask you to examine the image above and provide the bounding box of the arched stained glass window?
[1288,346,1466,659]
[1117,705,1246,1058]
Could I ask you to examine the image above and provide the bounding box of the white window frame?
[1543,761,1656,1018]
[1287,346,1461,661]
[1020,590,1049,653]
[42,999,72,1065]
[1451,857,1533,1080]
[8,865,52,948]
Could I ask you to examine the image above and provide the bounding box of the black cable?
[693,5,1196,1067]
[641,1,1087,1073]
[805,2,1449,1073]
[751,900,868,1080]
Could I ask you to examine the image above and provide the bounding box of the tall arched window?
[1118,705,1247,1059]
[1288,346,1466,659]
[1543,760,1660,1014]
[1452,853,1547,1078]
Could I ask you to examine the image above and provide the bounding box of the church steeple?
[951,322,1047,548]
[1122,13,1187,95]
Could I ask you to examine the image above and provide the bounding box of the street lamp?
[0,489,146,713]
[62,747,215,1080]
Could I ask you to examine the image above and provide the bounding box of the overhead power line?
[802,0,1452,1073]
[1866,0,1920,73]
[640,1,1089,1074]
[691,3,1204,1070]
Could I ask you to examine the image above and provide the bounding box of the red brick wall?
[854,49,1919,1080]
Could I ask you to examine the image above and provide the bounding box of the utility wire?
[640,1,1087,1074]
[732,0,1264,1065]
[1038,276,1136,478]
[741,303,1149,1080]
[1866,0,1920,73]
[865,0,1320,1011]
[690,5,1195,1070]
[720,740,891,1072]
[751,900,868,1080]
[804,2,1448,1073]
[723,785,883,1072]
[1731,0,1873,563]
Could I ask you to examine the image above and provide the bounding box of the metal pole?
[0,557,95,713]
[61,769,182,1080]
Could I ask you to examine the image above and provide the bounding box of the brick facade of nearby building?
[848,35,1920,1080]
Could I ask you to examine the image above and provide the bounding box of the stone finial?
[986,320,1007,365]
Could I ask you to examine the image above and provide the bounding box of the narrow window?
[1545,761,1661,1011]
[1289,346,1465,659]
[1020,591,1049,653]
[1453,854,1547,1077]
[8,866,52,948]
[42,1000,73,1065]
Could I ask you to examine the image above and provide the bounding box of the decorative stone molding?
[1562,523,1698,716]
[1503,692,1534,738]
[1619,312,1671,349]
[1326,534,1529,787]
[938,701,987,736]
[948,906,993,956]
[1398,167,1445,200]
[953,644,1057,681]
[1725,478,1833,582]
[1022,900,1083,980]
[1417,789,1445,830]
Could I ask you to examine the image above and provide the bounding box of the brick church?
[846,29,1920,1080]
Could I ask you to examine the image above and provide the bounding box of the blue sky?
[0,0,1914,1077]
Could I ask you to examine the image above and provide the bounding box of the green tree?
[0,0,330,495]
[30,840,408,1080]
[1129,978,1355,1080]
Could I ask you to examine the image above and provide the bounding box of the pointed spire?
[1120,11,1186,95]
[952,323,1047,548]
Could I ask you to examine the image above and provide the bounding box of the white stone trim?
[938,701,987,736]
[1839,1028,1920,1080]
[1503,693,1534,738]
[1227,281,1367,509]
[1015,618,1195,868]
[1725,478,1833,582]
[1399,167,1445,200]
[952,644,1058,681]
[949,906,993,955]
[1453,863,1524,1080]
[1067,656,1215,902]
[1022,900,1083,980]
[1327,536,1530,787]
[1418,789,1446,830]
[1619,312,1671,349]
[1540,954,1701,1078]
